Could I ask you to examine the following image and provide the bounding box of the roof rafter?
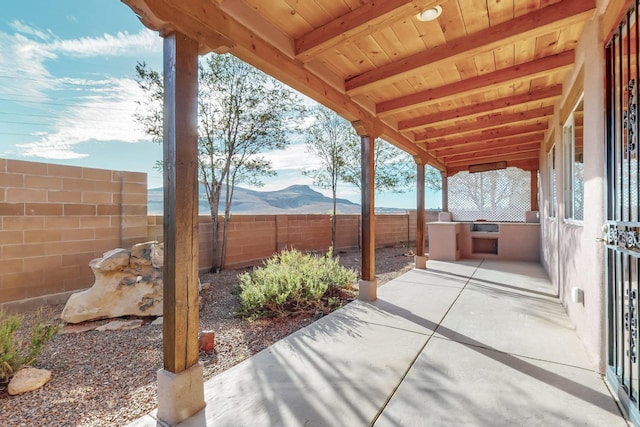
[398,85,562,132]
[377,50,574,116]
[447,159,539,176]
[124,0,449,169]
[122,0,235,51]
[295,0,440,61]
[121,0,594,174]
[415,106,554,141]
[442,143,540,164]
[427,123,548,150]
[346,0,594,95]
[436,136,543,158]
[446,151,540,169]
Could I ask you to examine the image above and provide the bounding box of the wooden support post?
[360,134,375,282]
[352,120,379,301]
[415,159,427,269]
[441,171,448,212]
[163,31,199,376]
[530,169,539,211]
[158,31,204,425]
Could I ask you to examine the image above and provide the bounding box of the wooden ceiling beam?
[446,151,540,169]
[294,0,440,61]
[442,143,540,164]
[122,0,235,52]
[123,0,449,169]
[436,137,542,158]
[398,85,562,132]
[513,159,540,172]
[447,158,539,176]
[426,124,548,150]
[346,0,594,95]
[415,106,554,141]
[377,50,574,117]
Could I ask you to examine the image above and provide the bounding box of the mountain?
[147,184,364,214]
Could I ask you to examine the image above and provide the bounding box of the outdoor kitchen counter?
[428,222,540,262]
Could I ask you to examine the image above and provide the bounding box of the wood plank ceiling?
[123,0,596,175]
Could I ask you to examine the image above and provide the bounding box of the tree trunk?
[220,176,236,271]
[331,187,337,252]
[209,188,222,273]
[221,212,231,271]
[211,214,220,272]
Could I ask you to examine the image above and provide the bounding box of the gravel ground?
[0,247,415,427]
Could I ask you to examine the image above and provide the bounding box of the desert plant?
[0,310,59,382]
[237,248,357,320]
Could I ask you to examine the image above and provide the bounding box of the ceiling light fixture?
[417,5,442,22]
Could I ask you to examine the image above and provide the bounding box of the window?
[548,146,556,218]
[563,97,584,221]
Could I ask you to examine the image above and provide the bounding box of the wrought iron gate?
[606,3,640,424]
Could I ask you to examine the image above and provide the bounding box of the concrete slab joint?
[157,363,205,426]
[415,255,427,270]
[359,279,377,302]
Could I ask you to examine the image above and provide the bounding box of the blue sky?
[0,1,441,209]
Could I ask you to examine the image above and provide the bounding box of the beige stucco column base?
[358,279,377,302]
[415,255,427,270]
[157,362,205,426]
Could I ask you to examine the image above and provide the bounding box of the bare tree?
[303,106,354,249]
[340,138,418,194]
[424,165,443,192]
[135,53,303,271]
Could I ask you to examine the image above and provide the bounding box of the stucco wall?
[539,6,608,373]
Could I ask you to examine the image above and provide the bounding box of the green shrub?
[0,310,59,382]
[237,248,357,320]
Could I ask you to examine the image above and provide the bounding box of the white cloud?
[0,22,161,159]
[16,137,88,160]
[0,32,57,97]
[8,20,53,41]
[49,30,161,58]
[6,21,161,58]
[16,77,148,159]
[260,143,321,171]
[0,23,160,99]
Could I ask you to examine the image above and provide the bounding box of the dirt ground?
[0,247,415,427]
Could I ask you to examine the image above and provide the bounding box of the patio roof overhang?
[118,1,599,424]
[123,0,595,175]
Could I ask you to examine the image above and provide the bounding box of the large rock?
[95,319,144,331]
[8,367,52,395]
[61,242,164,323]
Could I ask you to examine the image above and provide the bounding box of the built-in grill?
[470,223,499,232]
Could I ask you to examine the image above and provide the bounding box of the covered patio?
[128,259,625,426]
[117,0,635,425]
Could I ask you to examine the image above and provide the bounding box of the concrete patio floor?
[129,259,628,426]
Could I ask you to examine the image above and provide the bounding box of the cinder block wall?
[149,211,437,271]
[1,154,437,308]
[0,158,147,305]
[377,214,412,247]
[334,215,360,250]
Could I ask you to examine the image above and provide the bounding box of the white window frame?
[563,96,584,223]
[548,146,556,218]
